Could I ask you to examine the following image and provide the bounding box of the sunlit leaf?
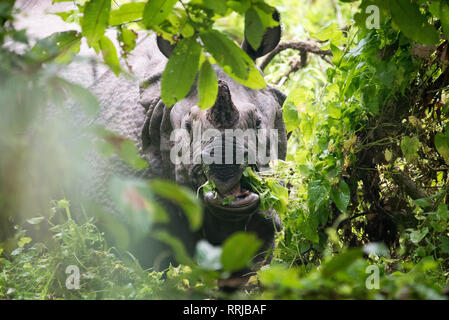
[200,30,265,89]
[244,7,264,51]
[198,59,218,109]
[99,35,121,76]
[82,0,111,52]
[142,0,178,28]
[161,37,201,106]
[110,2,145,25]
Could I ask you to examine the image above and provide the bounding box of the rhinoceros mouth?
[203,179,260,215]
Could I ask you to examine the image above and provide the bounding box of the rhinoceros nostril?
[208,164,241,181]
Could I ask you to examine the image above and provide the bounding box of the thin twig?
[259,40,333,71]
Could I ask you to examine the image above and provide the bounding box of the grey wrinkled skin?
[15,0,288,277]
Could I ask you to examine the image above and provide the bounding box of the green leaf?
[435,132,449,164]
[436,203,449,220]
[200,30,265,89]
[364,242,390,257]
[308,180,330,213]
[110,2,145,25]
[161,37,202,106]
[57,78,100,116]
[221,232,262,272]
[244,7,264,51]
[149,179,203,231]
[401,136,420,163]
[282,101,300,133]
[312,22,344,44]
[282,88,313,132]
[297,210,319,243]
[440,236,449,254]
[330,180,350,213]
[142,0,178,28]
[96,129,148,170]
[266,178,289,214]
[227,0,250,13]
[413,198,432,208]
[118,26,137,55]
[192,0,228,16]
[25,31,81,64]
[18,237,32,248]
[321,249,362,277]
[198,59,218,109]
[440,1,449,40]
[409,227,429,244]
[152,230,195,266]
[108,177,168,239]
[26,217,45,225]
[99,35,121,76]
[194,240,222,270]
[82,0,111,52]
[386,0,439,45]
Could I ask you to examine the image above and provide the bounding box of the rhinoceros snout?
[207,163,245,195]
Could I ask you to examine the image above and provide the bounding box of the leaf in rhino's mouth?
[197,167,289,215]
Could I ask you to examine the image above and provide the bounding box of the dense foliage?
[1,0,449,299]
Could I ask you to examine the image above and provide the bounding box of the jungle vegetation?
[1,0,449,299]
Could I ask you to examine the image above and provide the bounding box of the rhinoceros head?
[140,12,287,218]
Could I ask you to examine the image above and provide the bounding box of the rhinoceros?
[14,0,288,279]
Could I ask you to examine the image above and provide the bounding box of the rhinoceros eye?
[185,120,192,132]
[255,118,262,129]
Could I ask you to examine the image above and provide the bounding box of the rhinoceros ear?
[242,9,281,60]
[157,35,179,58]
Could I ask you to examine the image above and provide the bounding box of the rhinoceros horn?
[207,80,239,129]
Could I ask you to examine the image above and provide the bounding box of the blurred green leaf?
[26,217,45,225]
[321,249,362,277]
[149,179,203,231]
[221,232,262,272]
[152,230,195,266]
[109,177,168,238]
[56,78,100,116]
[194,240,222,270]
[96,129,148,170]
[18,237,32,248]
[364,242,390,257]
